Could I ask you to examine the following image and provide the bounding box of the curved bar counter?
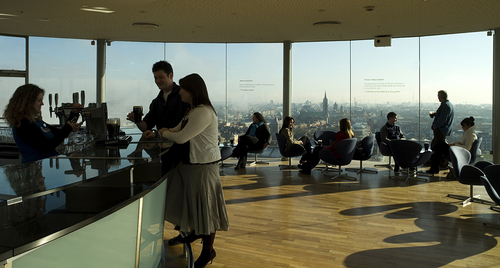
[0,133,168,268]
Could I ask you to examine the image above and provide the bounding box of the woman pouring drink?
[3,84,83,163]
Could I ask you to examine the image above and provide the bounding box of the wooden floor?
[163,158,500,268]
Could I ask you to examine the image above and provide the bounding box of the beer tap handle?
[81,90,85,107]
[80,90,86,122]
[73,92,79,105]
[48,94,53,118]
[55,93,59,108]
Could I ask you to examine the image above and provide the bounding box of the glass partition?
[292,41,351,140]
[225,43,283,144]
[0,35,26,125]
[421,32,493,159]
[106,41,164,125]
[351,38,420,142]
[0,35,25,70]
[29,37,96,126]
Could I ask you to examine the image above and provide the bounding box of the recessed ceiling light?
[38,18,50,22]
[0,13,17,17]
[313,21,342,26]
[80,6,115,14]
[131,22,160,28]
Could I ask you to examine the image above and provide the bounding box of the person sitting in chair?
[279,116,312,165]
[232,112,270,169]
[380,112,405,172]
[298,118,354,174]
[427,116,477,174]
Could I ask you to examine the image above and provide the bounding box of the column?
[96,39,106,106]
[283,41,292,117]
[493,28,500,163]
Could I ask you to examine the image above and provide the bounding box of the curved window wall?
[2,32,492,158]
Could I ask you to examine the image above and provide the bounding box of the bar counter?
[0,131,167,268]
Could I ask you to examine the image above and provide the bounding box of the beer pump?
[80,90,86,122]
[48,94,53,118]
[49,90,110,140]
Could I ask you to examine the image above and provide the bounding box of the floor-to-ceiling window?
[2,31,493,159]
[421,32,493,159]
[29,37,96,126]
[225,43,283,144]
[106,41,164,123]
[0,35,26,122]
[291,41,350,140]
[351,37,420,142]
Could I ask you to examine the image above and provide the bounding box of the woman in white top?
[427,116,477,174]
[159,73,228,268]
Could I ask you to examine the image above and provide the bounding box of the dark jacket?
[142,83,189,130]
[380,122,404,142]
[245,123,271,148]
[13,112,78,163]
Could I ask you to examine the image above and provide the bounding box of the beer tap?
[80,90,86,122]
[55,93,59,115]
[72,92,79,105]
[49,94,53,118]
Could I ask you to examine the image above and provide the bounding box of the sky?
[0,31,494,125]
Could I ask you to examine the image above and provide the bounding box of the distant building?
[323,91,328,117]
[269,117,280,145]
[333,102,338,112]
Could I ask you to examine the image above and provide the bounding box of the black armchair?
[374,132,394,171]
[446,146,495,206]
[346,134,378,174]
[388,140,431,183]
[275,133,306,170]
[319,138,358,181]
[480,164,500,227]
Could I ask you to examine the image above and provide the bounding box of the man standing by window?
[430,90,454,149]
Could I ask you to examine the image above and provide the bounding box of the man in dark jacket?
[380,112,405,172]
[126,61,189,246]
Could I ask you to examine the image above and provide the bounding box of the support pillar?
[283,41,292,118]
[96,39,106,106]
[493,29,500,163]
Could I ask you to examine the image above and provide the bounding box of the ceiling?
[1,0,500,43]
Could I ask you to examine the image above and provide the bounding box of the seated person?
[298,118,354,174]
[231,112,270,169]
[4,84,82,164]
[279,116,311,163]
[380,112,405,172]
[427,116,477,174]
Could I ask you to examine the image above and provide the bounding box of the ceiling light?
[313,21,342,27]
[80,7,114,14]
[131,22,160,28]
[0,13,17,17]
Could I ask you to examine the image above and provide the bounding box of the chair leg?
[279,156,299,170]
[447,185,497,206]
[248,153,270,166]
[374,156,393,170]
[346,160,378,174]
[323,165,357,181]
[390,167,428,183]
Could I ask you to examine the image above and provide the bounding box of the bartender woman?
[3,84,82,163]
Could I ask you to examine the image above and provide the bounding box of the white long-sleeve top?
[455,125,477,151]
[161,105,220,164]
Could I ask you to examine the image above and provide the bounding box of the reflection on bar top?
[0,140,163,203]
